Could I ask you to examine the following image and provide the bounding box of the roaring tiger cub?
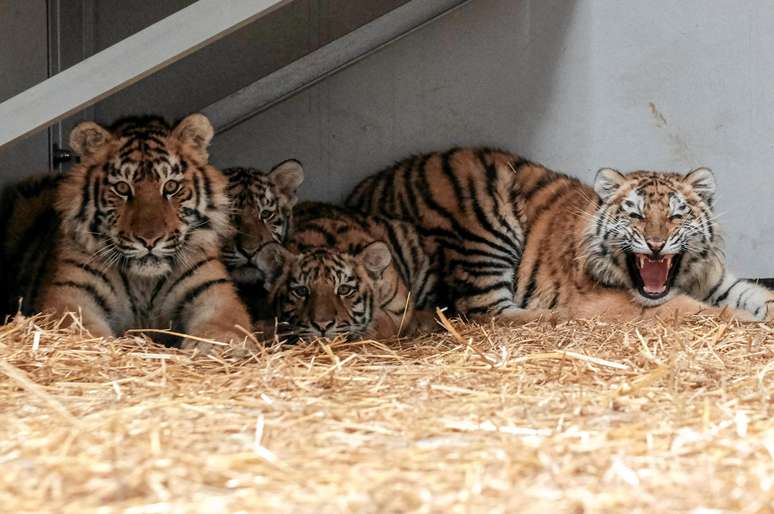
[2,114,253,353]
[346,147,772,322]
[220,161,304,320]
[254,202,442,340]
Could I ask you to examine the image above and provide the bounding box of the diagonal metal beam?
[204,0,471,134]
[0,0,292,150]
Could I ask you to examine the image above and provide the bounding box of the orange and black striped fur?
[346,147,771,322]
[2,114,253,353]
[0,174,63,319]
[220,160,303,320]
[255,202,442,340]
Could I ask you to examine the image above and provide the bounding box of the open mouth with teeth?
[625,253,683,299]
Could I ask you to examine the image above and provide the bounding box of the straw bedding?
[1,312,773,513]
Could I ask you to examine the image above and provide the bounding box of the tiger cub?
[346,147,772,322]
[220,161,304,320]
[254,202,442,340]
[2,114,253,353]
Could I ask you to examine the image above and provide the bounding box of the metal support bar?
[204,0,471,134]
[0,0,292,150]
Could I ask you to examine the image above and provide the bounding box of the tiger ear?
[171,113,214,162]
[594,168,627,202]
[358,241,392,279]
[269,159,304,206]
[684,167,716,202]
[255,242,293,291]
[69,121,112,160]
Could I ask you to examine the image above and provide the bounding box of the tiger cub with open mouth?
[346,147,773,322]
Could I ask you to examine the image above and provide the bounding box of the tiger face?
[221,161,304,285]
[588,167,718,305]
[58,114,231,277]
[255,242,392,339]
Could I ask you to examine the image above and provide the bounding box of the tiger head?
[255,242,393,339]
[221,161,304,285]
[59,114,231,277]
[586,167,720,305]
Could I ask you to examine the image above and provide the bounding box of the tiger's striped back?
[347,147,578,318]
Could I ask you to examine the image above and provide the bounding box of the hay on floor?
[0,311,773,513]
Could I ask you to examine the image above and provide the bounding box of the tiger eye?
[114,181,131,196]
[291,285,309,298]
[260,210,275,221]
[337,284,355,296]
[163,180,180,195]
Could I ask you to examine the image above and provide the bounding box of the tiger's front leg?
[179,285,254,355]
[555,290,754,322]
[699,272,774,321]
[40,283,116,338]
[38,255,128,338]
[643,294,756,321]
[167,261,255,356]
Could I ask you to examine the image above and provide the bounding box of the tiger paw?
[253,319,279,342]
[715,307,757,323]
[180,338,217,355]
[181,332,258,358]
[224,338,259,358]
[410,309,440,335]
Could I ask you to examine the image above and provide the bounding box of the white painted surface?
[210,0,774,277]
[0,0,292,148]
[203,0,468,132]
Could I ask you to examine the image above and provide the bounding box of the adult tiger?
[346,147,772,322]
[2,114,253,353]
[220,160,304,320]
[254,202,442,340]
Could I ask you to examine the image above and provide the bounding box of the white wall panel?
[210,0,774,276]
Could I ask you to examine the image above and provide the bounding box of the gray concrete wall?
[0,0,50,175]
[210,0,774,277]
[88,0,409,123]
[0,0,409,175]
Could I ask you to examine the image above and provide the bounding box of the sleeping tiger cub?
[1,114,253,353]
[346,147,773,322]
[220,160,304,320]
[254,202,442,340]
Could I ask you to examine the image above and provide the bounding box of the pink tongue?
[639,259,670,294]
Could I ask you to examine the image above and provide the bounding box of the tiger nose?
[311,320,335,336]
[236,244,258,258]
[137,234,163,249]
[646,239,665,254]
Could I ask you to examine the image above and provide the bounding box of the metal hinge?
[52,143,75,167]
